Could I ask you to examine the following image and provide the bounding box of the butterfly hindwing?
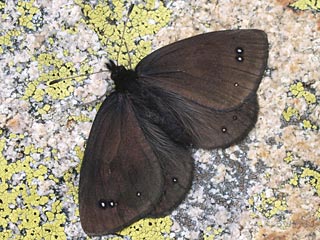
[159,90,259,149]
[130,102,194,216]
[134,84,258,149]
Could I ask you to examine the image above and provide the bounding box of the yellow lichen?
[283,151,293,164]
[316,208,320,219]
[119,216,173,240]
[289,173,299,186]
[65,170,79,204]
[302,91,316,104]
[17,0,41,31]
[302,119,317,130]
[0,1,6,11]
[282,107,300,122]
[68,114,92,123]
[203,226,223,240]
[0,134,67,239]
[290,0,320,11]
[301,167,320,196]
[0,29,21,53]
[75,0,172,68]
[249,189,288,219]
[290,82,304,96]
[289,82,316,104]
[22,52,94,116]
[75,146,84,170]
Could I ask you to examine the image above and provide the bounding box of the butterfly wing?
[148,140,194,217]
[79,92,194,235]
[136,29,268,110]
[130,103,194,216]
[157,87,258,149]
[79,93,164,236]
[79,29,268,235]
[135,29,267,149]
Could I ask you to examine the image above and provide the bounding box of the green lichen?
[287,166,320,221]
[316,208,320,219]
[68,114,92,123]
[288,166,320,210]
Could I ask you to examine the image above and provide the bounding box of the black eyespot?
[221,127,227,133]
[233,115,238,120]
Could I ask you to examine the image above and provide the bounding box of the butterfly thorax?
[107,61,139,93]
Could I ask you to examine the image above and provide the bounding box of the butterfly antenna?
[49,70,109,85]
[116,4,134,68]
[124,41,132,69]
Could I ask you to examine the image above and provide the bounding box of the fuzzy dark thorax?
[106,60,139,93]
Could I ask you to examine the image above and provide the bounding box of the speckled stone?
[0,0,319,239]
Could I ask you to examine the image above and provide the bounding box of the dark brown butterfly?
[79,29,268,236]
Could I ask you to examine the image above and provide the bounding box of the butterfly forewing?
[79,93,164,236]
[136,29,268,110]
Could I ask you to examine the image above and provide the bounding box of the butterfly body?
[79,29,268,236]
[107,60,193,146]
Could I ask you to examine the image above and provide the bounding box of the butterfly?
[78,29,268,236]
